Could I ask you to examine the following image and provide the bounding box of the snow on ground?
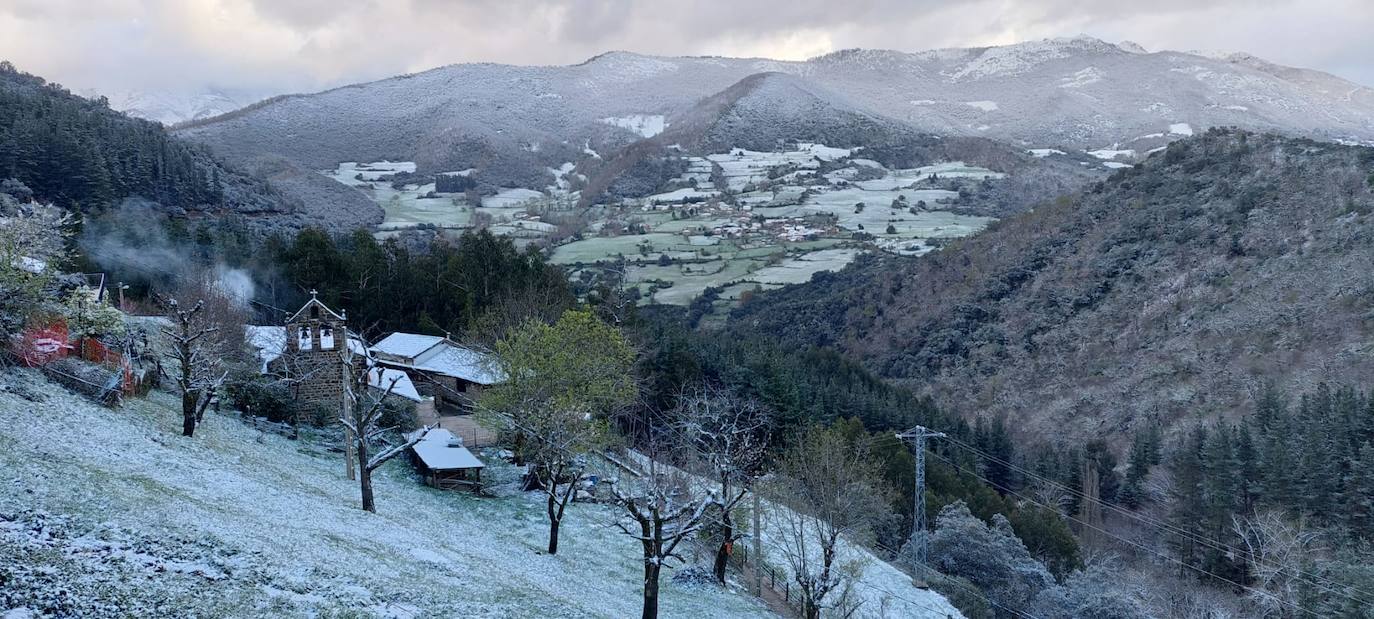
[753,502,963,618]
[1102,161,1134,169]
[1087,148,1136,160]
[1058,67,1103,89]
[749,249,861,285]
[1168,122,1195,136]
[600,115,668,138]
[1028,148,1066,158]
[964,100,999,112]
[0,370,771,618]
[481,188,546,209]
[647,188,721,204]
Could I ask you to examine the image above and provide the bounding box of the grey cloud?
[0,0,1369,97]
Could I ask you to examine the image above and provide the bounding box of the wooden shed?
[408,428,485,491]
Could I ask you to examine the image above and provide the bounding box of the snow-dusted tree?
[1231,510,1324,616]
[765,425,890,619]
[0,200,69,339]
[672,383,770,583]
[479,309,636,554]
[609,449,740,619]
[64,285,125,342]
[158,274,248,437]
[339,364,431,513]
[929,501,1056,613]
[160,297,228,437]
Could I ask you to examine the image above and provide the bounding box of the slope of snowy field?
[0,370,771,618]
[611,451,965,619]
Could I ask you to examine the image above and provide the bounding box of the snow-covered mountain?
[175,36,1374,192]
[83,87,269,126]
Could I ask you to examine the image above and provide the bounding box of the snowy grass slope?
[0,370,772,618]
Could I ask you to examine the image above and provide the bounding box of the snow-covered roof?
[408,428,485,470]
[413,345,506,386]
[366,367,422,402]
[370,333,506,385]
[370,333,446,360]
[244,326,286,373]
[287,296,345,323]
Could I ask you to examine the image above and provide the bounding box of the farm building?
[408,427,484,491]
[368,333,504,412]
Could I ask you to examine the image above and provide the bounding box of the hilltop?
[177,36,1374,192]
[730,130,1374,441]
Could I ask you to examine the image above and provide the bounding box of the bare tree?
[1232,510,1323,616]
[158,273,248,437]
[765,426,890,619]
[609,446,745,619]
[339,364,432,513]
[501,399,613,554]
[672,383,770,584]
[160,298,227,437]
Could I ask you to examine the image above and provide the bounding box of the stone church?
[283,292,350,406]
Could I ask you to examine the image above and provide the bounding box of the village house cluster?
[246,294,501,491]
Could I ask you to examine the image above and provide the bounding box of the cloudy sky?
[1,0,1371,96]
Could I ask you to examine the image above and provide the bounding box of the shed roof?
[408,428,485,470]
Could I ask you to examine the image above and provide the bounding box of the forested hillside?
[0,62,286,217]
[732,130,1374,442]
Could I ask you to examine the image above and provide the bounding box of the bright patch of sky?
[1,0,1371,96]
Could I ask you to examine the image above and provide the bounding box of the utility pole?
[896,425,946,567]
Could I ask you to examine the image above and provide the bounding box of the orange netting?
[13,320,137,393]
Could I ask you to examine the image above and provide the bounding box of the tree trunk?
[803,599,819,619]
[713,512,732,584]
[642,559,661,619]
[547,485,562,555]
[181,390,198,437]
[547,515,561,555]
[358,438,375,513]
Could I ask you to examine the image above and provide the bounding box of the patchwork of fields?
[323,142,1000,307]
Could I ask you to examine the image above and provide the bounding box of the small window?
[320,326,336,350]
[298,326,313,351]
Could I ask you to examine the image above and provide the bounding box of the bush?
[226,378,296,424]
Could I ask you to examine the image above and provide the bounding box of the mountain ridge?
[172,36,1374,205]
[728,129,1374,442]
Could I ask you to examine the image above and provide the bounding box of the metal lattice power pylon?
[896,425,946,566]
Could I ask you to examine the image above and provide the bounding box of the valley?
[324,145,998,307]
[8,20,1374,618]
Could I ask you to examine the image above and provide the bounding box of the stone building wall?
[284,299,349,408]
